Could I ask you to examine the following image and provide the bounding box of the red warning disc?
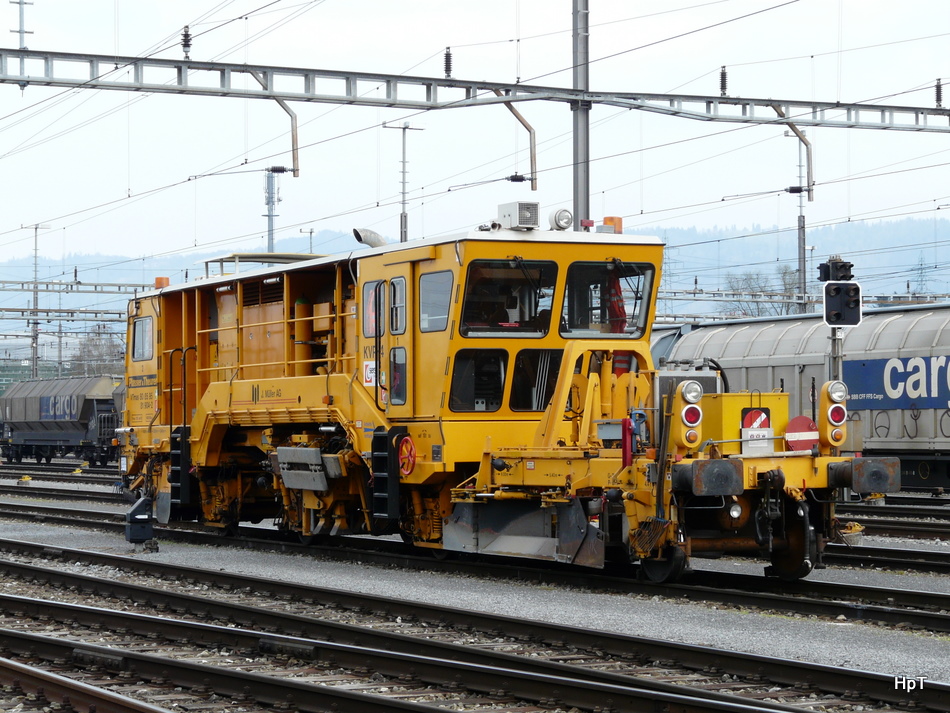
[786,414,820,451]
[742,408,770,430]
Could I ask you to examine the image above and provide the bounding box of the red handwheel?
[398,435,416,475]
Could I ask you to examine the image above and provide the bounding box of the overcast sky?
[2,0,950,297]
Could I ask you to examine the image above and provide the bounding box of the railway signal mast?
[819,257,861,327]
[819,256,861,380]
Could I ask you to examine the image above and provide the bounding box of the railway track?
[10,474,950,542]
[822,501,950,540]
[0,461,118,479]
[0,498,948,635]
[0,597,807,713]
[843,517,950,539]
[8,465,950,544]
[0,482,124,503]
[0,471,120,487]
[0,656,172,713]
[1,478,949,561]
[0,539,944,712]
[6,482,950,544]
[839,503,950,522]
[824,542,950,573]
[882,494,950,507]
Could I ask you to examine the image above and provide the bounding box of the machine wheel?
[767,501,817,581]
[639,546,688,583]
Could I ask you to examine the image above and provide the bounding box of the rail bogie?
[118,203,898,581]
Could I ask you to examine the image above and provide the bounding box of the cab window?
[362,280,385,338]
[131,317,153,361]
[560,261,653,338]
[419,271,452,332]
[460,259,557,337]
[450,349,507,412]
[510,349,563,411]
[390,347,407,405]
[390,277,406,335]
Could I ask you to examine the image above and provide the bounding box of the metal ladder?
[169,426,195,513]
[370,426,404,519]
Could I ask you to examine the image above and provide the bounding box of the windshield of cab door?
[460,259,558,337]
[560,260,653,339]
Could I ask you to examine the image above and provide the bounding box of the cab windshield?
[460,259,557,337]
[560,260,653,338]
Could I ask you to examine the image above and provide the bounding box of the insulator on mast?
[444,47,453,79]
[937,78,943,108]
[720,66,727,97]
[182,26,192,60]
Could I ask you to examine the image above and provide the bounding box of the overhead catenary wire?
[5,109,950,279]
[0,0,810,211]
[3,2,950,305]
[0,1,934,232]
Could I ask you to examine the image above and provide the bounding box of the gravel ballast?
[0,519,947,685]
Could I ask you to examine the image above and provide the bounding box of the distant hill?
[4,219,938,296]
[629,217,948,307]
[0,219,944,354]
[0,228,351,289]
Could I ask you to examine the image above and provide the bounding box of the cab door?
[361,246,437,419]
[383,264,413,419]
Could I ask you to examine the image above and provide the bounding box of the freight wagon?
[0,375,121,465]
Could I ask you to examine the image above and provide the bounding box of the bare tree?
[66,323,124,376]
[721,265,799,317]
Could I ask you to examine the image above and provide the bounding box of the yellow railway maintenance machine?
[118,202,898,581]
